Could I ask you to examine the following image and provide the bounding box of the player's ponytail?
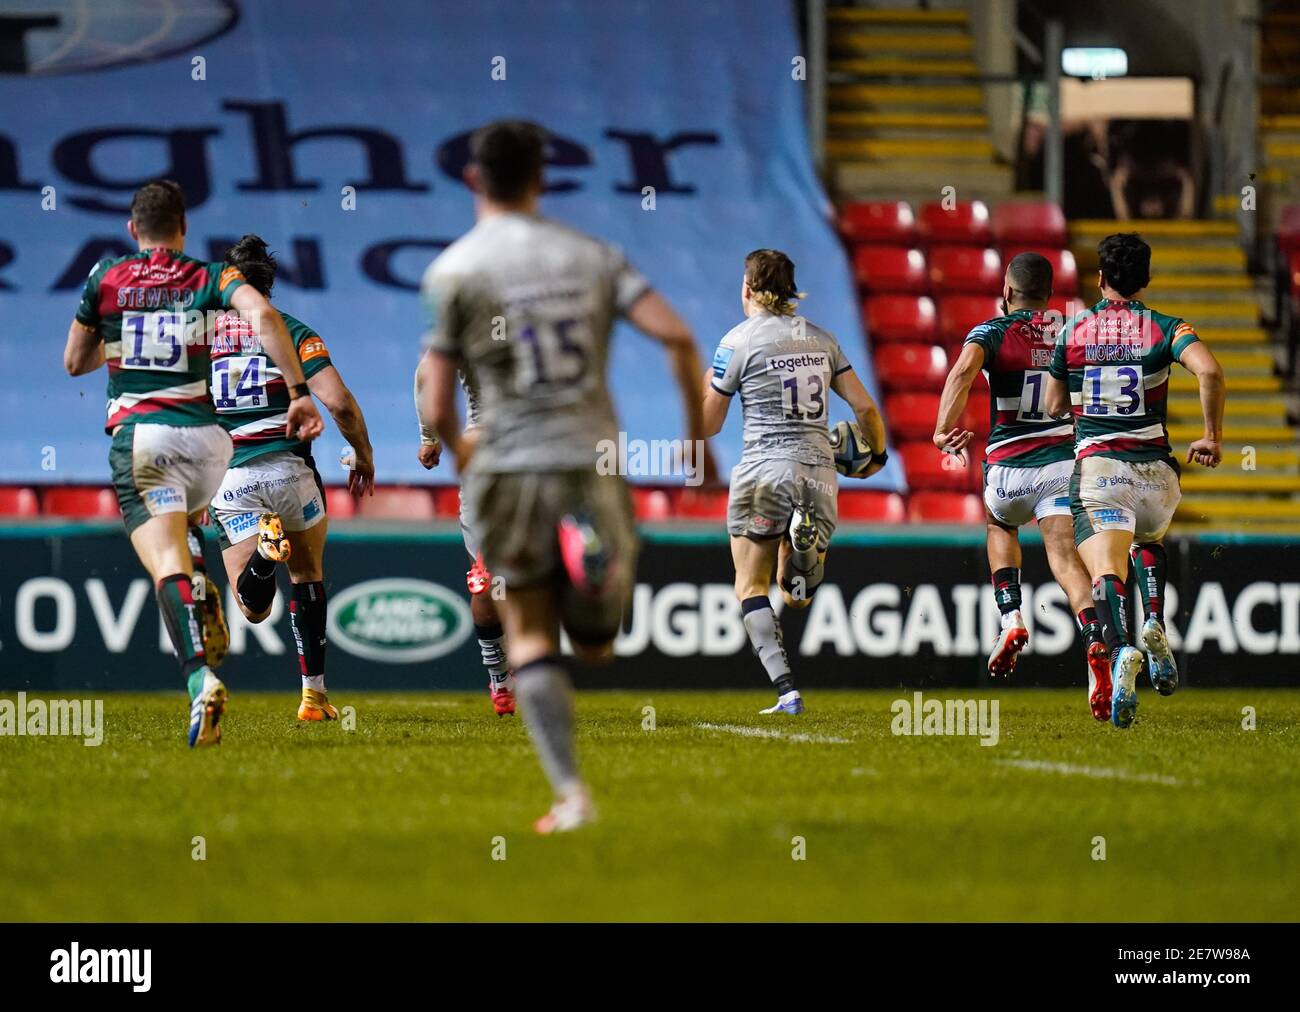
[224,234,277,297]
[744,248,805,316]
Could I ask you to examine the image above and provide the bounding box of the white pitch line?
[996,758,1182,786]
[695,722,851,745]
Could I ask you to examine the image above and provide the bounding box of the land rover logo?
[327,578,470,664]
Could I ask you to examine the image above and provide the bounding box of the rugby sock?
[289,581,327,692]
[1092,574,1130,657]
[992,568,1022,618]
[157,574,206,689]
[515,657,581,797]
[236,548,278,615]
[1076,606,1104,649]
[475,621,510,685]
[741,596,794,694]
[782,554,825,600]
[1131,543,1167,625]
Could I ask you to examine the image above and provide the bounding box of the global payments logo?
[327,578,471,664]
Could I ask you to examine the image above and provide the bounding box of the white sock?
[302,675,325,692]
[1000,609,1022,631]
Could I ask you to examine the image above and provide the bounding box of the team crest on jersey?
[712,345,734,378]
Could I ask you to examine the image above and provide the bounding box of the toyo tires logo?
[327,578,471,664]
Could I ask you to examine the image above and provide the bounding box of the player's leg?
[1128,459,1182,696]
[470,470,595,831]
[778,463,836,611]
[733,535,801,714]
[210,464,283,624]
[1072,456,1145,728]
[116,423,230,747]
[462,505,514,715]
[285,517,338,720]
[1040,513,1110,721]
[186,518,228,670]
[982,464,1032,676]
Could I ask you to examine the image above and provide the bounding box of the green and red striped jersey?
[75,248,246,432]
[963,308,1074,469]
[209,309,333,468]
[1049,298,1200,463]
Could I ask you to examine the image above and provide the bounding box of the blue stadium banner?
[0,0,898,488]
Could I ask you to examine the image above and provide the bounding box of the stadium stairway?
[1259,1,1300,212]
[825,5,1014,204]
[1070,219,1300,533]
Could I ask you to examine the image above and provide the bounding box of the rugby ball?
[829,420,873,477]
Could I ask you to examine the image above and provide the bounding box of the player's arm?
[412,358,442,471]
[1179,339,1225,468]
[229,285,323,441]
[308,364,375,497]
[701,369,730,437]
[421,347,472,472]
[1045,336,1071,418]
[63,320,105,376]
[932,342,984,456]
[831,367,888,478]
[626,291,719,484]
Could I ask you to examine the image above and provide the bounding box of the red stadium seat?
[632,486,674,520]
[356,487,435,520]
[899,441,969,492]
[863,295,937,344]
[927,246,1003,294]
[1278,205,1300,256]
[991,201,1067,247]
[937,295,1002,346]
[840,200,917,244]
[874,344,948,393]
[908,491,986,524]
[918,200,991,245]
[324,486,356,519]
[838,490,907,524]
[43,486,120,520]
[1001,246,1079,296]
[884,392,941,441]
[676,488,728,520]
[0,487,38,517]
[431,485,461,518]
[852,245,927,293]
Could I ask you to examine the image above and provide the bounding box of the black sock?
[992,567,1021,615]
[1076,606,1104,649]
[289,581,327,683]
[237,547,278,614]
[1092,574,1129,658]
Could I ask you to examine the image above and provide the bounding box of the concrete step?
[1168,422,1295,442]
[828,8,969,26]
[825,136,996,160]
[1176,496,1300,524]
[1170,375,1280,394]
[830,57,982,77]
[1184,446,1299,471]
[828,83,984,111]
[1070,219,1238,241]
[1166,397,1287,421]
[831,33,974,58]
[827,111,989,133]
[835,160,1014,201]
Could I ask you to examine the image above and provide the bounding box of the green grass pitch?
[2,687,1297,921]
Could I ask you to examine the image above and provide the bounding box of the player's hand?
[934,427,973,460]
[1187,436,1222,468]
[417,440,442,470]
[286,397,324,441]
[348,452,375,498]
